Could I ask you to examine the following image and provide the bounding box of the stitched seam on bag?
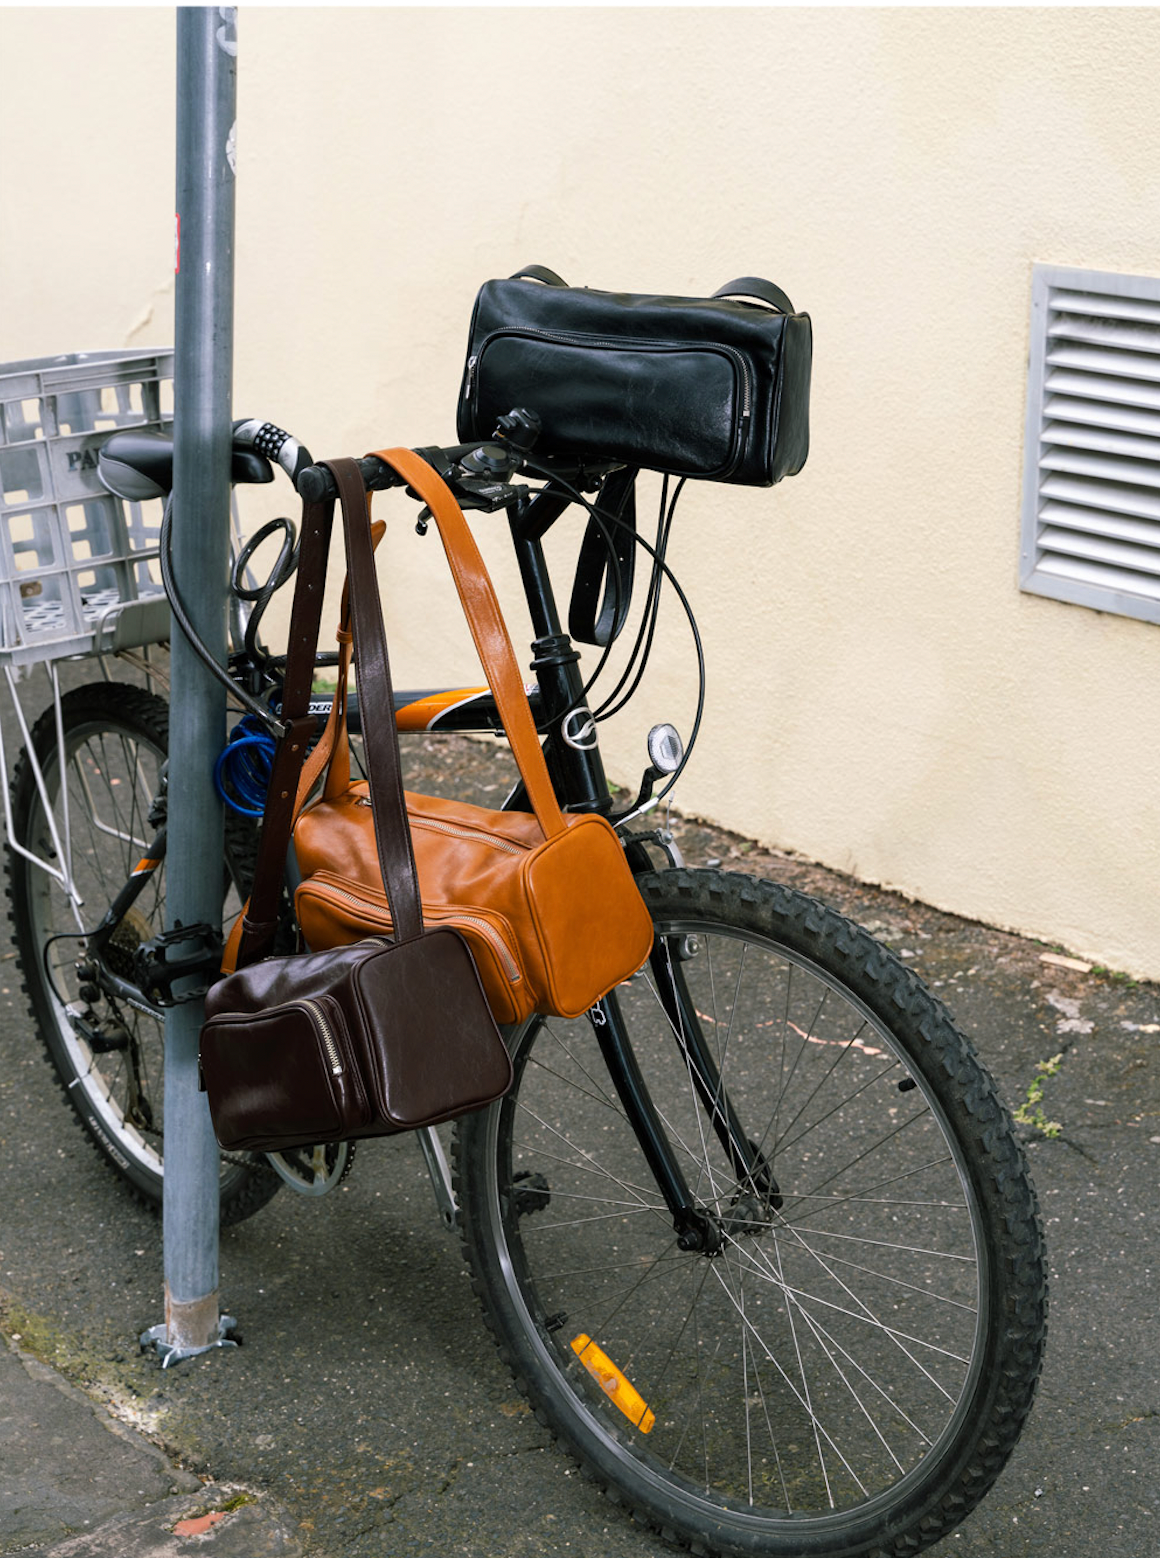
[768,328,784,475]
[349,963,395,1121]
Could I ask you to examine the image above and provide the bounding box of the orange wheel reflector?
[571,1334,655,1433]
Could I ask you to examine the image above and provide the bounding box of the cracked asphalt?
[1,729,1157,1556]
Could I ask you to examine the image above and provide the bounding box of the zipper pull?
[463,355,478,400]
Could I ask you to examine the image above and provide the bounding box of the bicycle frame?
[39,472,765,1249]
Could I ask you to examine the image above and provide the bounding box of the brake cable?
[520,456,705,805]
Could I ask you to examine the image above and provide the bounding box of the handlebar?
[293,407,547,507]
[293,445,509,505]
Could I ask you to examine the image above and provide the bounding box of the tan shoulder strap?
[369,446,565,838]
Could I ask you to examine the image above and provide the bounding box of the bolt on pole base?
[140,1321,238,1371]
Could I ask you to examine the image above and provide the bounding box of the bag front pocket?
[466,330,749,479]
[199,997,368,1151]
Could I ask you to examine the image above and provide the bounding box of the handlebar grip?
[233,419,313,486]
[296,455,398,503]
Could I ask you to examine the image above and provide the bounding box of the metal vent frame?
[1020,263,1160,625]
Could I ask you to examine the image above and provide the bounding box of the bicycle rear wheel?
[455,867,1046,1558]
[5,680,278,1225]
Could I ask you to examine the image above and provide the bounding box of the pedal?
[133,920,224,1007]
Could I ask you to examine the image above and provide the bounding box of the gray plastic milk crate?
[0,350,174,672]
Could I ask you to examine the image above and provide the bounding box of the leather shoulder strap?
[568,467,637,648]
[234,488,336,967]
[290,515,386,812]
[327,458,424,941]
[368,446,566,838]
[713,276,796,315]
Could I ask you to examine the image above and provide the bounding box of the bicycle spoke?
[459,873,1044,1552]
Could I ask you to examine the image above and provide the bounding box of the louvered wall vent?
[1021,264,1160,624]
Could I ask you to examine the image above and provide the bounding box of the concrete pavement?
[1,731,1156,1556]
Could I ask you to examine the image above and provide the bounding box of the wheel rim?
[20,712,244,1189]
[479,912,991,1536]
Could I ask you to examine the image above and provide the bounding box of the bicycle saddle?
[98,428,274,501]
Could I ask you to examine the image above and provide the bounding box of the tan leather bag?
[293,447,654,1025]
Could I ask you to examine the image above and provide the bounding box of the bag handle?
[329,457,425,940]
[713,276,796,315]
[294,518,385,810]
[368,446,568,839]
[230,459,422,969]
[568,466,637,648]
[516,264,797,313]
[510,263,569,287]
[514,267,793,315]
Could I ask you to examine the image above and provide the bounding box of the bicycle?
[4,413,1048,1558]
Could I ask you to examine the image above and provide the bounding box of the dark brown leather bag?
[200,458,512,1153]
[290,446,655,1025]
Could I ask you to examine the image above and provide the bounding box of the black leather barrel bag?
[457,267,812,487]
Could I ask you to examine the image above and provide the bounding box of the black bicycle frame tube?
[508,487,612,815]
[82,825,169,1009]
[82,469,746,1244]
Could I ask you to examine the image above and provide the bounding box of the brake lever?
[411,476,524,529]
[454,473,525,511]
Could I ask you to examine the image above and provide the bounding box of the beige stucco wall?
[4,7,1159,976]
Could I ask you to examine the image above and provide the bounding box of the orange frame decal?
[394,687,491,732]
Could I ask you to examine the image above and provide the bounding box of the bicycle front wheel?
[455,867,1046,1558]
[5,680,279,1226]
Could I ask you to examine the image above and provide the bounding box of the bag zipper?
[206,998,346,1076]
[304,878,524,986]
[356,797,529,856]
[296,999,344,1076]
[443,912,523,983]
[464,327,753,424]
[410,814,527,855]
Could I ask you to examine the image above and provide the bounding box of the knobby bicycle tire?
[454,867,1047,1558]
[4,680,279,1226]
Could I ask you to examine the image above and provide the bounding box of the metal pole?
[151,4,238,1360]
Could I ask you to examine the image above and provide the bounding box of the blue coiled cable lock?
[213,714,277,817]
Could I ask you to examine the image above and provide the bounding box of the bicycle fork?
[587,948,780,1256]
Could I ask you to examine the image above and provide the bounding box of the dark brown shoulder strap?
[327,458,423,942]
[234,489,335,967]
